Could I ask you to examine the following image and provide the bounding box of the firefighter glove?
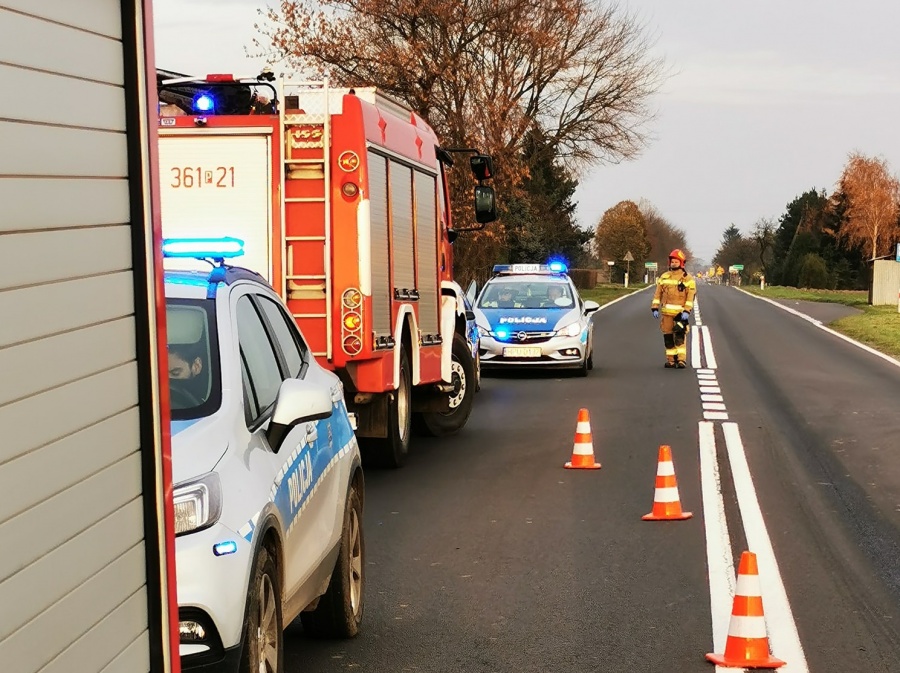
[651,308,659,319]
[679,311,691,323]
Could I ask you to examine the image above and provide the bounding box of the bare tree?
[258,0,665,166]
[751,217,776,277]
[256,0,665,280]
[638,199,690,265]
[836,152,900,260]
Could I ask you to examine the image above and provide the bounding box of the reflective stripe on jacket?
[651,270,697,316]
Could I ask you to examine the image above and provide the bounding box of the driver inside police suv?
[168,342,208,404]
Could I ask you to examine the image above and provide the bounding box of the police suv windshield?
[477,279,574,309]
[166,298,222,420]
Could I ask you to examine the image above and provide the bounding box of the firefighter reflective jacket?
[652,269,697,317]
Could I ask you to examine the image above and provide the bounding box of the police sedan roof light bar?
[491,262,568,275]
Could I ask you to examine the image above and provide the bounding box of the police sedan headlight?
[556,322,582,338]
[477,325,491,337]
[173,472,223,536]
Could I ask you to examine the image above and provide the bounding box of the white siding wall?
[0,2,151,672]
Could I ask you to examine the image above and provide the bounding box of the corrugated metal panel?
[414,172,439,335]
[1,0,124,39]
[871,260,900,305]
[390,162,416,291]
[0,4,152,672]
[367,151,392,335]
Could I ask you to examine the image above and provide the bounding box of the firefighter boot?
[663,333,677,368]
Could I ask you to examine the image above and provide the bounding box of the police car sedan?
[163,238,365,673]
[472,263,600,375]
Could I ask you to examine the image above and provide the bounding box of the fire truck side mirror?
[470,154,494,182]
[474,185,497,224]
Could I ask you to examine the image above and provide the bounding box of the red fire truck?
[156,69,497,467]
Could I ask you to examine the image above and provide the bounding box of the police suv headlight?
[173,472,223,536]
[556,322,581,338]
[477,325,491,337]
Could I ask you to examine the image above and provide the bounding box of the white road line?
[700,386,721,394]
[701,394,724,402]
[691,325,702,369]
[704,411,729,420]
[697,368,715,374]
[738,288,900,370]
[698,421,735,659]
[722,422,809,671]
[700,326,718,369]
[703,402,728,411]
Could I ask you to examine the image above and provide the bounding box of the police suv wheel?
[300,483,365,638]
[241,546,283,673]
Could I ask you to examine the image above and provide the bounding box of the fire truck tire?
[367,348,411,468]
[413,332,476,437]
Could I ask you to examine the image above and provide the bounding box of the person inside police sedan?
[497,285,519,308]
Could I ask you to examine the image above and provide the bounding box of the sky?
[153,0,900,264]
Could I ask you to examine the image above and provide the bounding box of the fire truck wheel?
[367,347,411,468]
[413,332,476,437]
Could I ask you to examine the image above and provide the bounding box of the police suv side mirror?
[474,185,497,224]
[583,300,601,315]
[266,378,333,453]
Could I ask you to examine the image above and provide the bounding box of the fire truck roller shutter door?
[367,151,392,336]
[414,171,439,335]
[389,161,416,292]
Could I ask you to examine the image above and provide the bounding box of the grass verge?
[743,285,900,360]
[743,285,869,307]
[580,283,648,306]
[830,306,900,360]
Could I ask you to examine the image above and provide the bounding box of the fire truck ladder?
[279,77,332,360]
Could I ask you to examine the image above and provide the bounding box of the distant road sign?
[730,264,744,271]
[645,261,658,268]
[624,251,635,262]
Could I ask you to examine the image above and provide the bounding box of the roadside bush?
[797,253,831,289]
[569,268,600,289]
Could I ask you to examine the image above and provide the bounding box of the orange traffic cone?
[706,551,785,668]
[642,445,692,520]
[564,408,601,469]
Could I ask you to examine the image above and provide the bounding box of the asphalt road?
[285,283,900,672]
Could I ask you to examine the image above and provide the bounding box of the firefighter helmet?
[668,249,687,264]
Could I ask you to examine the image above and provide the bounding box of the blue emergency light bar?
[492,262,568,275]
[162,237,245,259]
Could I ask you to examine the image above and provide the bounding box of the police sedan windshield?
[477,280,574,309]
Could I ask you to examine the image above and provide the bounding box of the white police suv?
[471,263,600,375]
[163,238,365,673]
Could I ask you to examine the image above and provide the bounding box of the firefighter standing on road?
[651,249,697,368]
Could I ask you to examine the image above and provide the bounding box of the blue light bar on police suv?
[162,237,245,259]
[492,262,568,275]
